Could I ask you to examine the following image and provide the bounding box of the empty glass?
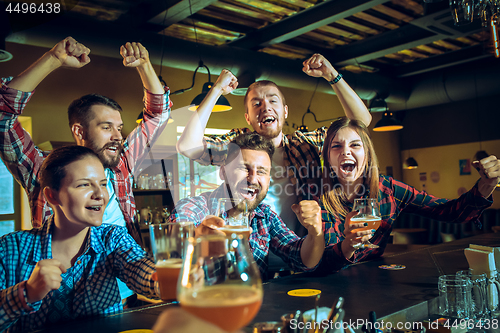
[456,270,489,320]
[438,274,472,319]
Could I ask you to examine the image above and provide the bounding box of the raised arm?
[473,154,500,199]
[291,200,324,267]
[120,42,164,94]
[176,69,238,160]
[8,37,91,92]
[303,54,372,127]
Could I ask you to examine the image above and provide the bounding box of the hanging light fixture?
[373,111,403,132]
[370,97,403,132]
[298,79,337,133]
[403,150,418,170]
[169,64,231,113]
[168,0,231,112]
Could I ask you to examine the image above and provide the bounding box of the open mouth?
[106,145,119,155]
[86,205,102,212]
[340,160,356,174]
[260,115,276,127]
[239,186,259,201]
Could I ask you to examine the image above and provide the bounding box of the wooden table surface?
[39,233,500,333]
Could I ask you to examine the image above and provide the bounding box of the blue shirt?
[168,184,316,278]
[0,217,159,332]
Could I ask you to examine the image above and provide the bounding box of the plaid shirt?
[0,217,159,332]
[318,175,493,273]
[0,77,172,245]
[168,185,314,277]
[195,127,329,192]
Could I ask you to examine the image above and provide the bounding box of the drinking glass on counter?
[149,222,194,302]
[216,198,251,239]
[456,270,489,320]
[178,234,263,332]
[350,198,382,249]
[438,274,472,319]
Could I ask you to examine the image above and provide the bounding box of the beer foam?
[179,285,262,307]
[156,258,183,268]
[350,216,382,222]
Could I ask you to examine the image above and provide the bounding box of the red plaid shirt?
[317,175,493,273]
[0,77,172,244]
[194,126,329,191]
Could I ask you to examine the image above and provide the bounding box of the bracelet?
[327,73,343,85]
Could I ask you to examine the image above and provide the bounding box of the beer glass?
[438,274,472,319]
[178,234,263,331]
[216,198,251,239]
[350,198,382,249]
[149,222,194,301]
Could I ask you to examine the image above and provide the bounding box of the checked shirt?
[0,77,172,245]
[193,127,329,194]
[0,217,158,332]
[168,185,316,278]
[318,175,493,273]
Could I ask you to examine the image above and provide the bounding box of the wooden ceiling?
[57,0,493,78]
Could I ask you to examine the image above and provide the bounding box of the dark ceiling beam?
[393,44,492,77]
[148,0,218,28]
[316,24,436,65]
[228,0,388,50]
[326,8,484,67]
[115,0,180,29]
[189,13,253,35]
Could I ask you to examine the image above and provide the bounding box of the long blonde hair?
[321,118,379,219]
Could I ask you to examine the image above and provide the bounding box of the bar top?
[37,233,500,333]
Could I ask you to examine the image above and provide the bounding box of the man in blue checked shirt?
[169,133,325,280]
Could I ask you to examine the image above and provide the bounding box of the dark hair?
[243,80,286,112]
[68,94,122,128]
[226,133,275,164]
[321,117,379,219]
[40,145,101,191]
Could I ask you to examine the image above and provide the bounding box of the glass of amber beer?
[350,198,382,249]
[149,222,194,302]
[216,198,251,239]
[178,234,263,331]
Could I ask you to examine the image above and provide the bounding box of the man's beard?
[86,141,123,168]
[225,181,268,212]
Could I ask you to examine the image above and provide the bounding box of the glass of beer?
[216,198,251,239]
[149,222,194,302]
[350,198,382,249]
[178,234,263,331]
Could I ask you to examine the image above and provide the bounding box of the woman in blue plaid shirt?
[0,146,159,332]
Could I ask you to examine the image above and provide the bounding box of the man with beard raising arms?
[177,54,371,239]
[0,37,172,245]
[169,133,324,279]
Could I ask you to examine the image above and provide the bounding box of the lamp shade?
[373,112,403,132]
[188,82,232,112]
[403,157,419,169]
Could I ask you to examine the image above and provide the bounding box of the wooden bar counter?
[38,233,500,333]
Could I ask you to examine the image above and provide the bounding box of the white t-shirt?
[102,169,126,227]
[263,146,304,236]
